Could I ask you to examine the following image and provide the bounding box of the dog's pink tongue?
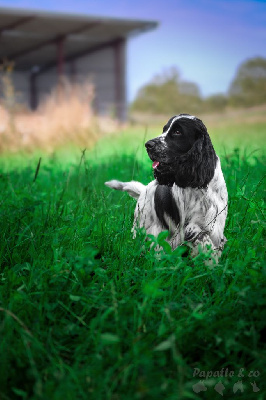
[152,161,160,169]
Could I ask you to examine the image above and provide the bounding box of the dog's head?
[145,114,217,188]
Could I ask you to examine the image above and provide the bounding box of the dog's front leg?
[105,180,145,200]
[183,223,218,260]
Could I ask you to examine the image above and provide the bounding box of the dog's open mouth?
[152,161,160,169]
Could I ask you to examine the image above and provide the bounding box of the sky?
[1,0,266,102]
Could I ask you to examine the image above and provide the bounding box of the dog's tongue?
[152,161,160,169]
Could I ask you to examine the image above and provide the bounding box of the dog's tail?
[105,180,145,200]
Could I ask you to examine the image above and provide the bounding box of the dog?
[105,114,228,258]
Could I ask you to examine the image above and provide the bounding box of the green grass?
[0,121,265,400]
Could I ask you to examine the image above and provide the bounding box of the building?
[0,7,157,120]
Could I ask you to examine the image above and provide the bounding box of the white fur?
[105,180,145,200]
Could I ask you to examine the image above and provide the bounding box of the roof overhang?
[0,7,158,73]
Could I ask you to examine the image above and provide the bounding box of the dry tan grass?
[130,104,266,128]
[0,76,120,153]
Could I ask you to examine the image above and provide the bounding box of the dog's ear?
[174,130,217,188]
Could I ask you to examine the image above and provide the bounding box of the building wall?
[1,40,127,120]
[73,46,118,116]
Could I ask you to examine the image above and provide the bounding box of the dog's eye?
[172,130,181,136]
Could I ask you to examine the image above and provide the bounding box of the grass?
[0,117,265,400]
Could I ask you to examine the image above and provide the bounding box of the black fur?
[145,114,217,188]
[154,185,180,230]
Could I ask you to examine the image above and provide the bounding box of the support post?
[70,60,77,85]
[113,38,126,121]
[29,72,38,110]
[56,36,65,99]
[56,36,65,77]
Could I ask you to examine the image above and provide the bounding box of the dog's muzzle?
[145,138,168,167]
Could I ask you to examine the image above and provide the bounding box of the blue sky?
[1,0,266,102]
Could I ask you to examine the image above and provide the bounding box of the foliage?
[228,57,266,107]
[204,94,228,112]
[130,67,202,115]
[0,124,265,399]
[131,57,266,116]
[0,61,16,109]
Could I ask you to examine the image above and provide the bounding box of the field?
[0,112,265,399]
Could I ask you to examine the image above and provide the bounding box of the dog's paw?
[105,180,124,190]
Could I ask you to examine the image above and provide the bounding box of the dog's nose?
[145,140,155,150]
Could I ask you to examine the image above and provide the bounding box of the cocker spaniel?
[105,114,228,258]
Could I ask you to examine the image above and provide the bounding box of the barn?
[0,7,157,120]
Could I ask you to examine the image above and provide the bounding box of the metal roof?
[0,7,158,72]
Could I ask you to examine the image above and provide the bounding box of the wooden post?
[56,36,65,99]
[29,72,37,110]
[57,36,65,77]
[114,38,126,121]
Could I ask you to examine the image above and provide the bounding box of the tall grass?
[0,71,119,153]
[0,119,265,399]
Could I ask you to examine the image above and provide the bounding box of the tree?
[204,94,228,112]
[228,57,266,107]
[130,67,202,115]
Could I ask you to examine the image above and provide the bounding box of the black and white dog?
[105,114,228,258]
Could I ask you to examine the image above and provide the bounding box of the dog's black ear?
[174,127,217,188]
